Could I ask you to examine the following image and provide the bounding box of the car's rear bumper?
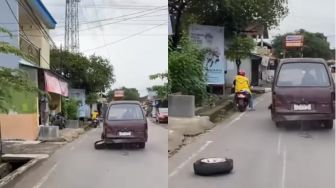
[273,112,335,122]
[104,136,147,144]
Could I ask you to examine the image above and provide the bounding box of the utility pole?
[65,0,80,53]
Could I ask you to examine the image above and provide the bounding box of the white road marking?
[169,141,213,178]
[277,133,282,155]
[226,112,246,129]
[281,150,287,188]
[33,163,59,188]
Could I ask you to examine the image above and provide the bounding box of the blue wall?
[0,0,20,69]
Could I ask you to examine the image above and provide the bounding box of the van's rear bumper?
[273,113,335,122]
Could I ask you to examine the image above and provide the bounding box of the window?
[107,104,144,120]
[277,63,330,87]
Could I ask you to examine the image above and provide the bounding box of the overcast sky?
[43,0,168,97]
[269,0,335,48]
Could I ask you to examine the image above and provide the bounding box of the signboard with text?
[285,35,304,48]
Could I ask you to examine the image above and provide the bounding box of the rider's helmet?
[238,70,246,76]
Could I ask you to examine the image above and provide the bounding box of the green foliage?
[226,36,256,73]
[86,93,99,104]
[62,98,79,120]
[50,49,115,93]
[0,68,39,113]
[272,29,333,59]
[149,72,169,99]
[107,87,140,102]
[169,37,207,105]
[169,0,289,45]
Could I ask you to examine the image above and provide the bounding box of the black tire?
[238,106,246,112]
[323,120,334,129]
[94,140,105,150]
[138,142,146,149]
[193,158,233,176]
[275,122,282,128]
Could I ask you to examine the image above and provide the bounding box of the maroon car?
[102,101,148,148]
[271,58,335,129]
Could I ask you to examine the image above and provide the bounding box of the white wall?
[225,58,252,87]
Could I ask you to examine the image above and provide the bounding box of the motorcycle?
[91,118,99,128]
[50,113,66,129]
[235,91,249,112]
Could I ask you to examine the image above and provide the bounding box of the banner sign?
[285,35,304,48]
[189,24,225,85]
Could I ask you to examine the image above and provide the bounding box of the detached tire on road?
[193,158,233,176]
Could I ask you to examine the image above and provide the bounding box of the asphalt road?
[169,93,335,188]
[6,120,168,188]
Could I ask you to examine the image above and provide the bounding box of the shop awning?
[44,71,68,96]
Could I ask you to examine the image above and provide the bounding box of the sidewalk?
[2,127,87,156]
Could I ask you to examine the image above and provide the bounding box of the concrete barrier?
[168,95,195,117]
[38,126,59,141]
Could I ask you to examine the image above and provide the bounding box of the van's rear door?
[273,62,334,114]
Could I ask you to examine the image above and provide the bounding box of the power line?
[5,7,167,33]
[82,22,167,52]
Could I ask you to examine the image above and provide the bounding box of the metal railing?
[19,34,41,66]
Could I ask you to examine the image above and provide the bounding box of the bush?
[62,99,79,120]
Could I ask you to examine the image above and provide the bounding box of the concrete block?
[66,120,79,129]
[168,95,195,117]
[38,126,59,141]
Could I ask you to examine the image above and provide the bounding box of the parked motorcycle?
[50,113,66,129]
[235,91,249,112]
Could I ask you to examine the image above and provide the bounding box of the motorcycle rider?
[233,70,254,111]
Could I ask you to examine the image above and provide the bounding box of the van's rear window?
[276,63,330,87]
[107,104,144,120]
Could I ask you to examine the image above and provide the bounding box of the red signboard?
[44,71,69,96]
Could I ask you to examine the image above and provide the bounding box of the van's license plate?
[293,104,312,111]
[119,132,131,136]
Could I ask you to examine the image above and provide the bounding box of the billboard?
[189,25,225,85]
[285,35,304,48]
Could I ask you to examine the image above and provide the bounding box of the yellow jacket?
[91,112,99,120]
[234,75,251,93]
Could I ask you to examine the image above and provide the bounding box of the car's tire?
[138,142,146,149]
[94,140,105,150]
[323,120,334,129]
[193,158,233,176]
[275,121,282,128]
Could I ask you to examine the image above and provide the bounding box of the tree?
[107,87,140,102]
[169,37,207,105]
[0,27,39,113]
[50,49,116,94]
[169,0,288,47]
[226,36,256,74]
[149,72,170,99]
[272,29,333,59]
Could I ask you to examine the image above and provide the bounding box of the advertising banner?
[189,24,225,85]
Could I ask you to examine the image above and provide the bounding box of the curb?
[0,154,49,187]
